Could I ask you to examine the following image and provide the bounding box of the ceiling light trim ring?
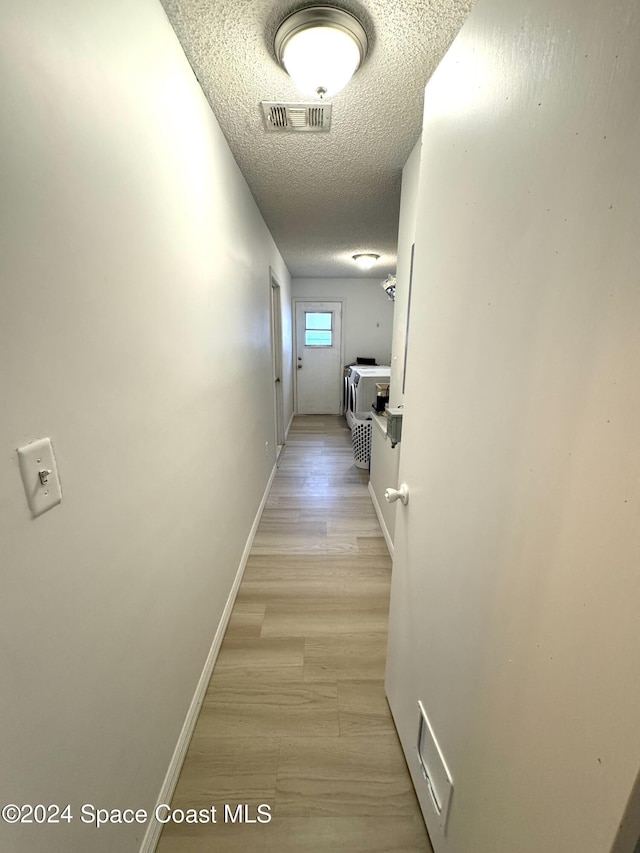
[352,253,381,269]
[274,6,369,70]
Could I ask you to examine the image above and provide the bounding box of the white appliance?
[345,365,391,429]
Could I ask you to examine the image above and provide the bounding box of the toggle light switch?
[17,437,63,518]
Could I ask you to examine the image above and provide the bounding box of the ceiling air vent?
[261,102,332,132]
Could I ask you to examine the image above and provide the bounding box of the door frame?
[292,297,345,415]
[270,269,286,459]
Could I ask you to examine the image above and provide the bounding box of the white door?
[294,300,343,414]
[385,0,640,850]
[270,274,285,454]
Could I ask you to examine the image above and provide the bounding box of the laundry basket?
[352,414,372,469]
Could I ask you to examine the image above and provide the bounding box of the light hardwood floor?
[156,415,431,853]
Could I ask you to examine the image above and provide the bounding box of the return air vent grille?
[261,102,332,132]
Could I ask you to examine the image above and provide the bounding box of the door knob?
[385,483,409,505]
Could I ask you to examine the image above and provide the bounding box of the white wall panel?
[389,138,422,409]
[292,277,394,369]
[0,2,290,850]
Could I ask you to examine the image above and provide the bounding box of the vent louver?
[261,102,332,132]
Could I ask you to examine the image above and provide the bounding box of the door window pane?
[305,329,332,346]
[306,312,332,330]
[305,312,333,347]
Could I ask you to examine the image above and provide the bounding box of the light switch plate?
[17,437,62,518]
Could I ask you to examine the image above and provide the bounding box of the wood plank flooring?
[156,415,431,853]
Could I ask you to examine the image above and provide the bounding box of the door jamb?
[270,269,286,461]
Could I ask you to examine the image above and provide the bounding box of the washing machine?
[345,365,391,429]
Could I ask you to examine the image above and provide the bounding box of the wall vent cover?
[261,102,332,132]
[416,700,454,834]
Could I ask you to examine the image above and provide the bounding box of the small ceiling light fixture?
[274,6,368,99]
[352,253,380,270]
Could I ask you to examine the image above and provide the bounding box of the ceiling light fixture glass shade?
[274,6,368,99]
[352,253,380,270]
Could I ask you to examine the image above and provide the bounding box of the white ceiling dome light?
[352,253,380,269]
[274,6,369,99]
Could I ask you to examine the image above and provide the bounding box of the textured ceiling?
[159,0,473,277]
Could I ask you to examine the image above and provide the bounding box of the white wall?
[0,2,291,851]
[292,278,394,367]
[368,138,422,551]
[389,138,422,409]
[386,0,640,849]
[368,417,400,553]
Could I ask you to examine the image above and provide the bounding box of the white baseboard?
[368,480,394,559]
[139,462,278,853]
[285,410,294,439]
